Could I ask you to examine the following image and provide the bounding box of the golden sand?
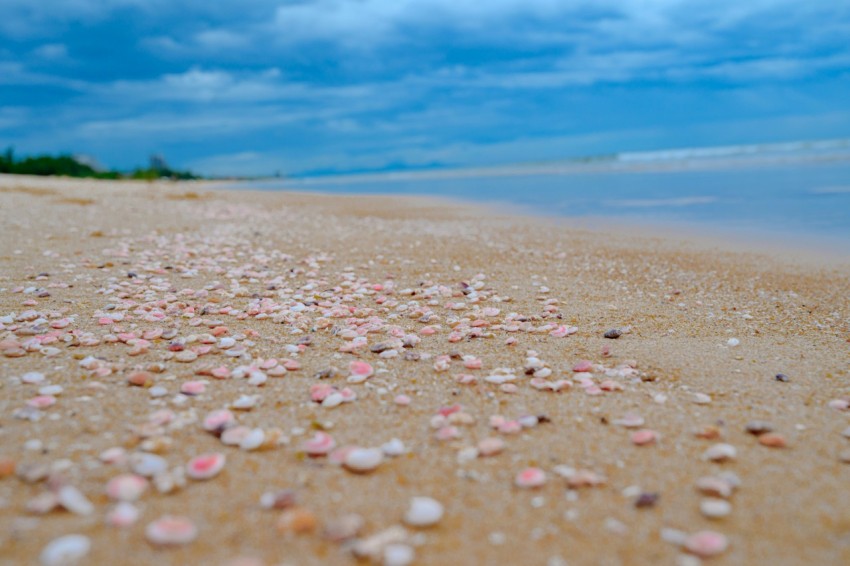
[1,174,849,565]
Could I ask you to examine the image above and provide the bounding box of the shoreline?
[2,174,849,565]
[5,171,850,266]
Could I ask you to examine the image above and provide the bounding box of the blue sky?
[1,0,849,176]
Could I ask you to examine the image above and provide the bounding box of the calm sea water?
[234,158,850,245]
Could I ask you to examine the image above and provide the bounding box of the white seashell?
[239,428,265,451]
[57,486,94,516]
[40,534,91,566]
[343,447,383,473]
[404,497,444,527]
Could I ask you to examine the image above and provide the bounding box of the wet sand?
[1,174,849,566]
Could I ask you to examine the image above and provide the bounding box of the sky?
[1,0,849,177]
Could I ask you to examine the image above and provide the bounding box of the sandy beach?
[1,174,849,566]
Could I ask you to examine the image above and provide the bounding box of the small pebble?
[758,433,787,448]
[774,373,789,382]
[604,329,622,339]
[635,492,659,508]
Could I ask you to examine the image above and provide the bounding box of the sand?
[1,174,849,566]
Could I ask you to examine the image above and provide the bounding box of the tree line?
[0,148,199,180]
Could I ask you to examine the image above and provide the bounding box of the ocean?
[232,140,850,247]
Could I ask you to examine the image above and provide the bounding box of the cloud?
[1,0,849,175]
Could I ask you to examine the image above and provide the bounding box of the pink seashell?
[435,426,460,441]
[438,404,463,417]
[221,426,251,446]
[106,474,148,501]
[146,516,198,546]
[497,420,522,434]
[631,429,657,445]
[180,381,206,396]
[329,446,357,465]
[203,409,235,434]
[302,432,336,456]
[685,530,729,557]
[572,360,593,372]
[310,383,335,402]
[27,395,56,409]
[186,453,226,480]
[515,467,546,488]
[599,379,623,391]
[477,437,505,457]
[394,394,411,406]
[210,366,231,379]
[348,360,373,379]
[107,501,140,527]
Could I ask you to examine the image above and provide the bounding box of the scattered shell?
[57,486,94,515]
[477,437,505,457]
[745,421,774,435]
[515,467,546,488]
[107,501,140,527]
[702,443,736,462]
[106,474,148,501]
[40,534,91,566]
[323,513,364,542]
[631,429,657,446]
[276,507,318,534]
[613,413,644,428]
[700,498,732,519]
[260,489,297,510]
[404,496,444,527]
[186,453,226,480]
[604,329,622,339]
[303,432,336,456]
[127,371,153,387]
[384,543,415,566]
[131,453,168,477]
[146,516,198,546]
[381,438,407,457]
[684,530,729,557]
[203,409,235,434]
[343,448,383,473]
